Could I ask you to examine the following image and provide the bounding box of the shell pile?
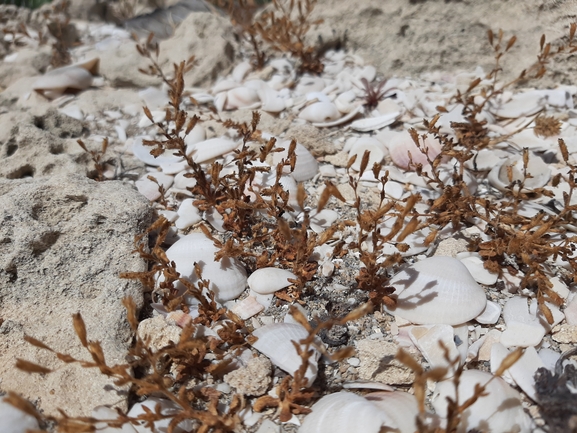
[12,13,577,433]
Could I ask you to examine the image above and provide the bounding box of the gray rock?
[0,173,154,416]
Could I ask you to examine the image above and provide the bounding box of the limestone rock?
[355,339,414,385]
[0,173,154,416]
[224,355,272,396]
[158,12,236,88]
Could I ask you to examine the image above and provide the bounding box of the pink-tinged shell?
[384,256,487,325]
[387,130,442,171]
[230,296,264,319]
[166,310,193,328]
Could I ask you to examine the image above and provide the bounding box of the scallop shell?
[487,152,551,192]
[384,256,487,325]
[364,391,419,433]
[348,137,388,171]
[187,138,239,164]
[247,267,297,294]
[272,141,318,182]
[387,130,443,171]
[431,370,532,433]
[251,322,321,387]
[349,111,401,132]
[164,233,247,302]
[32,58,99,99]
[299,391,402,433]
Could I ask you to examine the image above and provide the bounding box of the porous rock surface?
[0,174,154,416]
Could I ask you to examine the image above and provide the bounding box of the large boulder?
[309,0,577,88]
[0,173,154,416]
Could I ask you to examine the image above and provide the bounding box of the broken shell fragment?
[432,370,532,433]
[487,152,551,192]
[384,256,487,325]
[349,111,401,132]
[32,58,99,99]
[247,267,297,295]
[251,322,321,387]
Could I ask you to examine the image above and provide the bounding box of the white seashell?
[214,91,227,112]
[132,136,182,166]
[295,76,325,95]
[189,92,214,104]
[335,90,357,113]
[349,111,401,132]
[137,110,166,127]
[173,171,197,190]
[298,101,341,123]
[306,91,331,103]
[232,61,252,82]
[272,141,318,182]
[311,104,363,128]
[93,406,137,433]
[501,296,546,347]
[488,152,551,192]
[465,148,509,171]
[247,267,297,294]
[432,370,532,433]
[127,397,193,433]
[299,391,399,433]
[490,343,544,402]
[384,256,487,325]
[409,325,460,374]
[187,138,239,164]
[59,105,84,120]
[139,86,169,110]
[183,123,206,148]
[348,137,388,172]
[364,391,419,433]
[309,209,339,233]
[489,90,544,118]
[508,129,556,152]
[251,322,321,386]
[212,79,239,94]
[203,207,226,232]
[175,198,202,229]
[160,160,188,175]
[355,65,377,82]
[341,381,394,392]
[135,172,173,202]
[475,300,501,324]
[32,58,99,99]
[387,130,443,171]
[456,252,498,285]
[258,85,286,112]
[0,396,40,433]
[225,87,260,110]
[165,233,247,302]
[230,295,264,319]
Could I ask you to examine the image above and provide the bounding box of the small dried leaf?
[494,347,524,377]
[73,313,88,347]
[506,35,517,51]
[15,359,52,375]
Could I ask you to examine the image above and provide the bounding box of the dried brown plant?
[77,137,110,182]
[358,78,396,110]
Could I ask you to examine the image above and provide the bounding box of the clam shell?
[225,87,260,110]
[187,138,239,164]
[165,233,247,302]
[384,256,487,325]
[298,101,341,123]
[299,392,397,433]
[295,76,325,95]
[364,391,419,433]
[349,111,401,132]
[248,267,297,294]
[387,130,442,171]
[487,152,551,192]
[335,89,358,113]
[232,60,252,82]
[32,58,99,99]
[348,137,388,171]
[272,141,318,182]
[432,370,532,433]
[251,322,321,386]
